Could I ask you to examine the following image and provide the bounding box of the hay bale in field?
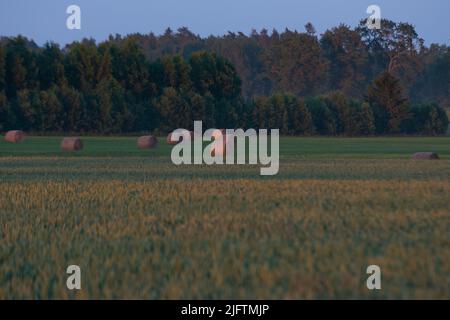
[412,152,439,160]
[167,132,178,145]
[167,131,194,145]
[60,137,83,152]
[4,130,25,143]
[137,135,158,149]
[211,129,228,157]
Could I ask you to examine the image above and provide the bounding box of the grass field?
[1,136,449,299]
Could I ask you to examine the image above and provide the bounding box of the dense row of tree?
[249,80,447,136]
[0,38,243,133]
[0,18,448,135]
[117,20,449,106]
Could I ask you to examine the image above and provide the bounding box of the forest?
[0,19,448,135]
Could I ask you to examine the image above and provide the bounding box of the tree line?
[0,18,448,135]
[120,20,449,106]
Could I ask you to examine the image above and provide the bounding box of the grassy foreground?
[0,136,449,299]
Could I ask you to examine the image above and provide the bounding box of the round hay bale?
[211,129,228,157]
[412,152,439,160]
[61,137,83,152]
[137,135,158,149]
[167,131,193,145]
[4,130,25,143]
[167,132,178,145]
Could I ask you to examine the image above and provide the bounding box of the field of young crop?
[0,136,449,299]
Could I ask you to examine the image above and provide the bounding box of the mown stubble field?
[0,137,449,299]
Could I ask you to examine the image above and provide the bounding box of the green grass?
[0,136,449,299]
[0,136,449,158]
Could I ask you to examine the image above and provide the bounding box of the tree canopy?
[0,19,448,135]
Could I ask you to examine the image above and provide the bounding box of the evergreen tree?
[39,88,63,131]
[38,43,66,90]
[57,85,82,132]
[366,72,410,133]
[14,90,34,130]
[5,44,28,97]
[110,38,149,98]
[321,25,368,97]
[162,55,191,91]
[189,51,241,100]
[263,28,328,96]
[95,80,114,132]
[202,92,216,128]
[5,37,39,97]
[108,79,132,133]
[64,40,101,92]
[154,87,188,130]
